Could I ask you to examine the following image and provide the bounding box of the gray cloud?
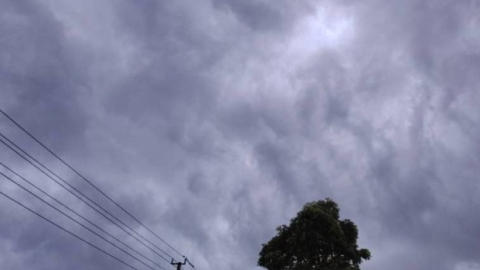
[212,0,315,32]
[1,0,480,270]
[0,0,88,152]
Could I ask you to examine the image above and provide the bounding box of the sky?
[1,0,480,269]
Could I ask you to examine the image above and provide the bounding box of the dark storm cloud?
[212,0,314,32]
[0,0,88,151]
[1,0,480,270]
[254,141,299,196]
[346,0,480,268]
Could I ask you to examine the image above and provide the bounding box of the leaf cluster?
[258,199,371,270]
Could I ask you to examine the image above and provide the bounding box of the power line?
[0,134,172,262]
[0,133,173,261]
[0,189,143,270]
[0,108,185,258]
[0,161,168,270]
[0,134,172,263]
[0,171,161,270]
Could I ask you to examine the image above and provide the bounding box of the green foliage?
[258,198,371,270]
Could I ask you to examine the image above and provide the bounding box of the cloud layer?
[1,0,480,270]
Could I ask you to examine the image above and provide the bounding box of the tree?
[258,198,371,270]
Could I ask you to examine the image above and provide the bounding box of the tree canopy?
[258,198,371,270]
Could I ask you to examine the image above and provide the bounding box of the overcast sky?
[1,0,480,270]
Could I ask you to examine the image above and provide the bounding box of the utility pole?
[171,258,194,270]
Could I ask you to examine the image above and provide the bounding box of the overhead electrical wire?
[0,134,172,263]
[0,108,185,259]
[0,162,168,270]
[0,189,143,270]
[0,171,163,270]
